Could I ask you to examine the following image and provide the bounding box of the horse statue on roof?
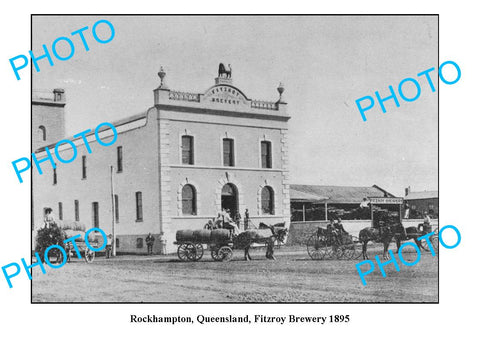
[218,63,232,78]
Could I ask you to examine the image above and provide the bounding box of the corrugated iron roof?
[290,184,394,204]
[405,191,438,200]
[290,188,328,202]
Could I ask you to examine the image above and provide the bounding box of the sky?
[32,15,438,197]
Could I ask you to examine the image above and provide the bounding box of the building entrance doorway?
[221,183,238,217]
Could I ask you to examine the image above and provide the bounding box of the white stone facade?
[32,72,290,254]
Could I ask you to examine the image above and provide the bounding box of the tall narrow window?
[261,186,274,215]
[53,168,57,185]
[58,202,63,220]
[117,146,123,172]
[82,156,87,179]
[223,138,234,166]
[182,184,197,215]
[181,136,194,165]
[74,200,79,221]
[39,126,46,141]
[92,202,99,227]
[135,192,143,221]
[261,141,272,168]
[114,194,119,223]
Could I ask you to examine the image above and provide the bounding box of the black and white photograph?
[1,2,478,348]
[30,15,438,303]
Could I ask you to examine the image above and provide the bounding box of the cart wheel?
[85,248,95,263]
[341,243,356,260]
[307,235,327,260]
[45,248,64,265]
[211,248,222,261]
[431,228,439,254]
[330,244,344,259]
[351,237,363,260]
[217,246,233,261]
[420,233,439,254]
[188,244,204,261]
[177,243,194,261]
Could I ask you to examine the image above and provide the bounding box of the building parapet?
[154,65,288,117]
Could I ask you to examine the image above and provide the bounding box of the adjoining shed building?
[290,184,399,222]
[404,187,438,218]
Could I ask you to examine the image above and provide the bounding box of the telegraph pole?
[110,166,116,256]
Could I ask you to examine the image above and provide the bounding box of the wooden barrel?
[210,229,230,242]
[176,229,231,243]
[176,229,195,242]
[192,229,212,243]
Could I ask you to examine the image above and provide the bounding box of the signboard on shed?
[369,197,404,204]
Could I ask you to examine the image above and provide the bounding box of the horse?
[358,225,395,260]
[218,63,232,78]
[234,223,288,261]
[393,224,429,253]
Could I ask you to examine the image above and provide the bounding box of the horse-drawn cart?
[35,220,100,264]
[174,229,234,262]
[306,227,361,260]
[174,223,289,262]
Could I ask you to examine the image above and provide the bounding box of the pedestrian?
[234,211,242,230]
[359,197,370,219]
[146,233,155,255]
[105,233,113,259]
[244,209,250,229]
[404,203,410,219]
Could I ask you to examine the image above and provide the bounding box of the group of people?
[326,217,348,244]
[205,208,251,234]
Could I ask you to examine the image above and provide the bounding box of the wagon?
[36,220,100,264]
[306,227,361,260]
[174,228,234,262]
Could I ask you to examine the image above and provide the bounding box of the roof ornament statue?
[218,63,232,79]
[277,82,285,103]
[158,66,168,89]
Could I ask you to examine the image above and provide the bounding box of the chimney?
[53,88,65,102]
[405,186,411,197]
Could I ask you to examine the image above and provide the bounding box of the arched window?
[39,126,46,141]
[182,184,197,215]
[261,186,274,215]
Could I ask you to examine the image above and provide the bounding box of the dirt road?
[32,245,438,303]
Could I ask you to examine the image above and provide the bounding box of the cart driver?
[423,211,432,234]
[327,218,340,244]
[222,209,240,235]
